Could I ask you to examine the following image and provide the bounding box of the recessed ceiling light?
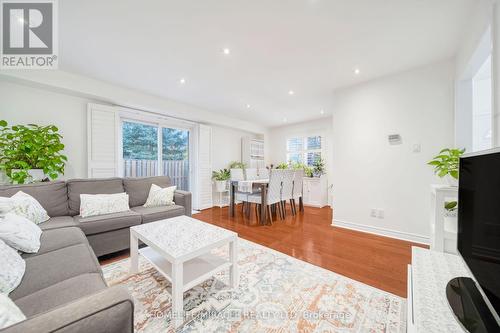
[246,104,251,109]
[320,109,325,115]
[179,78,186,85]
[223,48,230,55]
[283,117,288,123]
[288,90,295,95]
[354,68,360,75]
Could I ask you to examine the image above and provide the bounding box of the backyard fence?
[123,159,189,190]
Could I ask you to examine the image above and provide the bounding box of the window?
[286,135,322,166]
[122,120,191,190]
[472,55,492,152]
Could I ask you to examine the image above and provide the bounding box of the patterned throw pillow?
[0,191,49,224]
[79,193,130,218]
[0,213,42,253]
[0,293,26,329]
[143,184,177,208]
[0,238,26,294]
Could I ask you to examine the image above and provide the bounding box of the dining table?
[229,179,269,225]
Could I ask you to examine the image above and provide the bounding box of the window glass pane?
[306,152,321,166]
[287,137,303,152]
[307,136,322,150]
[122,121,158,177]
[162,128,190,191]
[287,153,302,164]
[472,55,492,152]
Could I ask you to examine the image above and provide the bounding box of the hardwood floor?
[194,204,426,298]
[100,204,427,298]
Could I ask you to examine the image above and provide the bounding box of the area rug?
[102,239,406,332]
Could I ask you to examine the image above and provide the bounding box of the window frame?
[286,134,324,167]
[118,109,195,191]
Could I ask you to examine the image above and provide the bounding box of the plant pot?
[445,175,458,187]
[214,180,227,192]
[12,169,45,184]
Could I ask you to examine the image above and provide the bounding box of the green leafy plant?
[428,148,465,179]
[228,161,246,169]
[0,120,67,184]
[313,157,326,176]
[275,162,289,169]
[212,168,230,181]
[445,201,458,212]
[290,162,313,177]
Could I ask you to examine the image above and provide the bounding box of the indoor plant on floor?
[0,120,68,184]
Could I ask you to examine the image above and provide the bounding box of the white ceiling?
[59,0,476,128]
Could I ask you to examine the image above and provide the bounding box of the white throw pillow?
[0,293,25,329]
[0,191,49,224]
[143,184,177,208]
[0,238,26,294]
[0,213,42,253]
[79,193,130,218]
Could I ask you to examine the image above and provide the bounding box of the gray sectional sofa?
[0,176,192,333]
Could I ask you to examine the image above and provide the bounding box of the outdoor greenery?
[427,148,465,179]
[228,161,246,169]
[122,122,189,161]
[212,168,230,181]
[0,120,67,184]
[313,157,326,176]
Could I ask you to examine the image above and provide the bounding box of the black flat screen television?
[454,149,500,330]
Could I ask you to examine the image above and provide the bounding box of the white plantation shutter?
[195,124,213,210]
[87,103,120,178]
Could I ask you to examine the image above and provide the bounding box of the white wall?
[267,118,333,204]
[331,61,455,243]
[211,126,259,171]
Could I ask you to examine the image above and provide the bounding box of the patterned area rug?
[102,239,406,332]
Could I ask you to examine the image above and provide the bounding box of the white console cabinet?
[407,247,469,333]
[302,175,328,208]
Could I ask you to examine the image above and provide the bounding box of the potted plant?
[427,148,465,186]
[212,169,230,192]
[0,120,68,184]
[276,162,289,169]
[228,161,246,169]
[291,162,313,177]
[312,157,326,177]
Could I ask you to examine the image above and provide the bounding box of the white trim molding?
[332,219,429,245]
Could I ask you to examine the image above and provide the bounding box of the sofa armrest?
[174,190,192,216]
[2,286,134,333]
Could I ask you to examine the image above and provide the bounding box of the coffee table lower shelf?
[138,247,232,292]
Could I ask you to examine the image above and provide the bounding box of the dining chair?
[231,168,248,213]
[258,168,269,180]
[292,169,304,213]
[245,168,258,180]
[247,169,284,224]
[280,169,295,216]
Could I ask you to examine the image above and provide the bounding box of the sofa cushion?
[74,211,141,235]
[0,181,69,217]
[131,205,185,223]
[14,273,106,317]
[123,176,171,207]
[9,243,101,301]
[22,227,88,259]
[66,178,125,215]
[39,216,79,231]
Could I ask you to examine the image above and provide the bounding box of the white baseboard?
[332,219,429,245]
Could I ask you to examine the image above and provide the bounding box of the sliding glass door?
[122,120,191,190]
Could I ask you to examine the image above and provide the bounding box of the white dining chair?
[280,169,295,216]
[231,169,248,213]
[245,168,258,180]
[247,169,284,224]
[258,168,269,180]
[292,169,304,213]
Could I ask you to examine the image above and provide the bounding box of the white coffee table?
[129,215,239,328]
